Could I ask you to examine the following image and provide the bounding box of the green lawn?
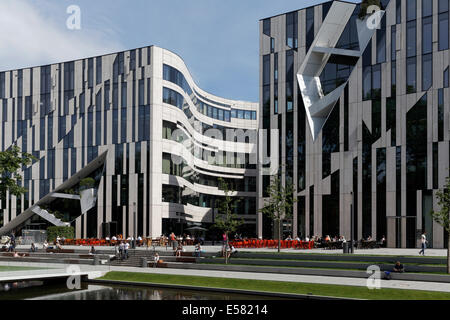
[0,266,46,272]
[98,271,450,300]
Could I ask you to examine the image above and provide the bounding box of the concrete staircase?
[108,249,199,267]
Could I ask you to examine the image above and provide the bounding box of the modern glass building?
[258,0,450,248]
[0,46,258,239]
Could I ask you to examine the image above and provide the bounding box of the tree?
[259,177,296,253]
[430,176,450,274]
[0,146,35,224]
[213,178,243,264]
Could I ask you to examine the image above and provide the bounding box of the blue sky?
[0,0,358,102]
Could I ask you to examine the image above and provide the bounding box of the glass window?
[263,55,270,86]
[363,66,372,100]
[306,7,315,52]
[238,110,244,119]
[244,111,251,120]
[423,0,433,17]
[263,18,271,36]
[270,38,275,53]
[96,57,102,85]
[407,57,417,93]
[224,110,231,122]
[396,0,402,24]
[391,26,396,61]
[422,54,432,91]
[422,16,433,54]
[439,0,449,13]
[376,16,386,63]
[286,12,298,48]
[439,11,449,50]
[218,109,224,121]
[213,108,218,119]
[407,0,416,21]
[252,111,257,120]
[372,64,381,99]
[231,109,236,118]
[406,21,417,57]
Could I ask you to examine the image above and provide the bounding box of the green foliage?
[431,176,450,273]
[431,177,450,233]
[359,0,382,19]
[0,145,35,201]
[259,176,297,251]
[79,177,96,190]
[213,178,244,237]
[46,226,74,242]
[259,177,296,222]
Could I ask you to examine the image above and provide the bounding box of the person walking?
[124,241,130,259]
[419,232,427,256]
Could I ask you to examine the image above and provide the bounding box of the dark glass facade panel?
[422,16,433,54]
[439,8,449,50]
[297,90,306,191]
[433,142,439,189]
[96,57,102,85]
[286,50,294,112]
[406,57,417,93]
[286,12,298,49]
[391,25,396,61]
[422,0,433,17]
[352,157,358,240]
[306,7,315,52]
[372,64,381,99]
[376,148,386,240]
[396,0,402,24]
[438,88,444,141]
[422,54,433,91]
[387,97,396,146]
[322,171,339,238]
[376,15,386,63]
[322,2,332,21]
[406,0,416,21]
[263,55,270,86]
[362,123,372,238]
[322,100,340,178]
[406,20,417,57]
[263,18,271,36]
[406,93,427,247]
[372,99,382,141]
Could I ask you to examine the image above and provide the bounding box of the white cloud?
[0,0,124,71]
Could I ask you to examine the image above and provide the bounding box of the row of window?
[162,121,256,169]
[162,153,256,192]
[163,64,256,122]
[161,184,256,215]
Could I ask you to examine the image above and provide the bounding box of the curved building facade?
[0,46,258,239]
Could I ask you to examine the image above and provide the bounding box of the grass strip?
[0,266,47,272]
[98,271,450,300]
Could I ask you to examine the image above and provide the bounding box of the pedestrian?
[419,232,427,256]
[124,241,130,259]
[119,241,124,259]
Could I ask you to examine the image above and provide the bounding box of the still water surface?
[0,282,285,300]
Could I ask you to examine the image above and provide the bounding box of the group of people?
[115,241,130,260]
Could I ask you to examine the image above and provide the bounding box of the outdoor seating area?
[62,238,146,247]
[229,239,315,249]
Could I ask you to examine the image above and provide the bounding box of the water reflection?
[40,285,273,300]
